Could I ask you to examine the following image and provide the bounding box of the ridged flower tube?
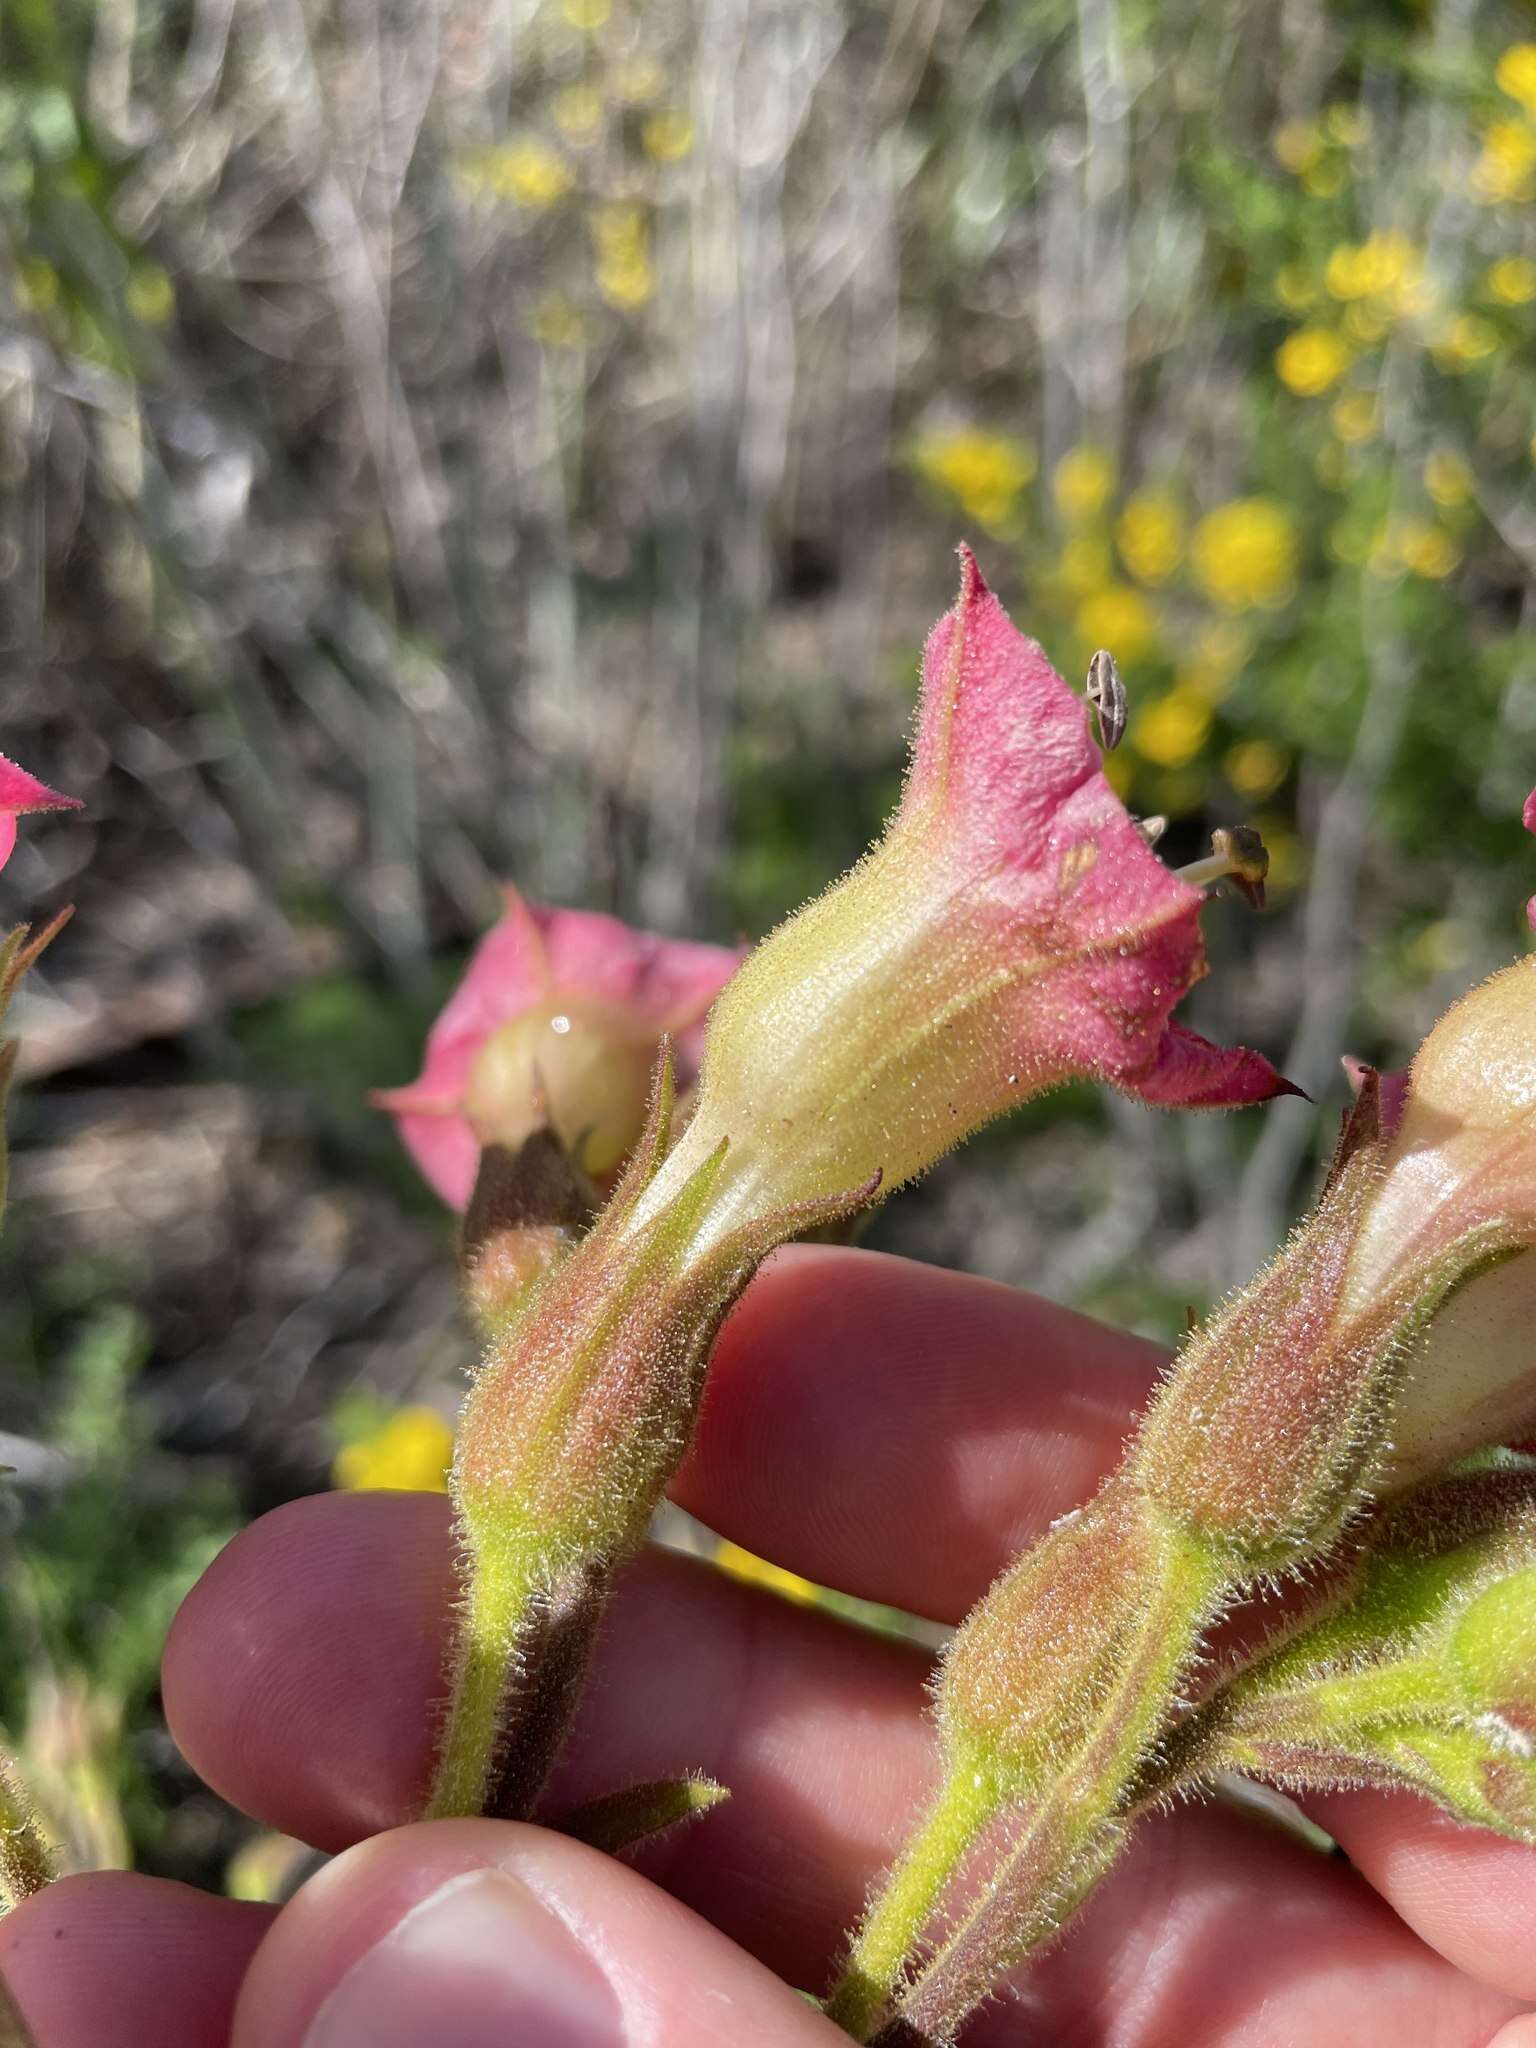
[832,941,1536,2038]
[430,548,1292,1823]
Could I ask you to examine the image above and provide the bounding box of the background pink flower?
[376,888,743,1206]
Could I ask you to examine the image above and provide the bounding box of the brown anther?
[1211,825,1269,911]
[1175,825,1270,910]
[1085,649,1127,753]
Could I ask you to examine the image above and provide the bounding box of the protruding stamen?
[1134,814,1169,849]
[1176,825,1269,910]
[1085,649,1127,752]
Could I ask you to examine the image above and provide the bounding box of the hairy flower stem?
[428,1548,538,1820]
[0,1751,52,1915]
[828,1520,1223,2042]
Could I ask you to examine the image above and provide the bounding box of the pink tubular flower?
[375,888,743,1207]
[637,548,1296,1236]
[0,756,81,873]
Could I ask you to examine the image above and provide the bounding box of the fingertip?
[234,1820,842,2048]
[165,1490,455,1849]
[0,1872,270,2048]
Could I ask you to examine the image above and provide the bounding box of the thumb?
[232,1817,844,2048]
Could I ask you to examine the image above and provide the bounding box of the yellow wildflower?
[1272,120,1323,174]
[459,138,575,209]
[613,55,665,103]
[1471,121,1536,205]
[1224,738,1290,800]
[334,1405,454,1492]
[1330,393,1377,443]
[914,429,1035,532]
[1396,522,1462,579]
[592,204,654,305]
[562,0,610,28]
[1132,688,1212,770]
[1343,301,1391,344]
[125,265,175,326]
[1324,231,1420,303]
[1432,313,1500,371]
[529,294,588,349]
[642,110,695,162]
[1423,450,1472,507]
[715,1539,820,1606]
[1486,256,1536,305]
[1190,499,1299,612]
[1053,445,1116,523]
[553,84,603,143]
[1325,103,1371,148]
[1328,518,1372,566]
[1117,492,1184,585]
[1059,536,1114,596]
[1495,44,1536,117]
[1275,262,1319,311]
[1177,620,1251,701]
[1074,584,1155,663]
[1275,325,1352,395]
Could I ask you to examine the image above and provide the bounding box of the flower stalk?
[426,549,1293,1828]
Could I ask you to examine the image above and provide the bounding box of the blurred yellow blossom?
[643,110,695,162]
[1330,392,1377,443]
[1495,44,1536,117]
[1053,445,1116,522]
[1423,450,1472,507]
[125,265,175,326]
[614,55,665,103]
[1325,103,1371,148]
[1432,313,1499,371]
[1074,584,1155,663]
[1059,535,1114,596]
[1275,326,1352,395]
[593,205,655,308]
[1191,498,1298,612]
[1274,262,1319,310]
[1324,231,1423,309]
[1370,521,1462,580]
[1177,620,1251,701]
[914,428,1035,531]
[1273,120,1323,173]
[562,0,610,28]
[459,138,574,208]
[715,1540,819,1606]
[1328,518,1372,566]
[334,1405,454,1492]
[1132,688,1211,769]
[530,294,588,349]
[1343,301,1391,344]
[553,84,603,142]
[1117,492,1184,585]
[1396,522,1462,579]
[1225,738,1290,800]
[1486,256,1536,305]
[1471,121,1536,205]
[1302,158,1345,198]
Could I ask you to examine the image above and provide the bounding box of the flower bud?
[1341,960,1536,1477]
[375,889,741,1206]
[1186,1466,1536,1839]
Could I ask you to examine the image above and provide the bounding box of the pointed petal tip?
[954,541,989,605]
[0,754,82,817]
[1128,1022,1305,1110]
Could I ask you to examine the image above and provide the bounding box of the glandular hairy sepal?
[1169,1465,1536,1839]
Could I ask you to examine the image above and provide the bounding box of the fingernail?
[304,1867,624,2047]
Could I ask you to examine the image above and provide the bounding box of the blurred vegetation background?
[1,0,1535,1897]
